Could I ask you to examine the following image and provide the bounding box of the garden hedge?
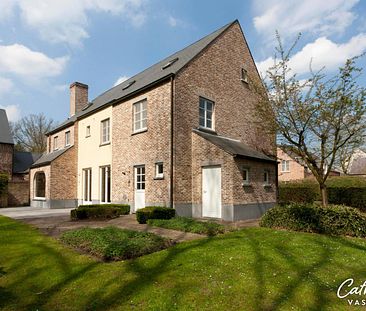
[260,203,366,237]
[136,206,175,224]
[71,204,130,220]
[0,173,8,195]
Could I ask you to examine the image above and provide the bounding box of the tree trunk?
[319,183,328,206]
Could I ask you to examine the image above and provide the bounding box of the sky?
[0,0,366,123]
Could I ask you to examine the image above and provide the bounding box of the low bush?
[260,203,366,237]
[279,185,318,204]
[328,187,366,212]
[136,206,175,224]
[147,217,226,236]
[61,226,171,260]
[71,204,130,220]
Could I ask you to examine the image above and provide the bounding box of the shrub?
[71,204,130,220]
[136,206,175,224]
[0,173,8,195]
[260,203,366,237]
[147,216,226,236]
[279,185,318,204]
[328,187,366,212]
[61,226,171,260]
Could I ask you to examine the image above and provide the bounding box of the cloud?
[114,75,129,86]
[0,77,13,96]
[253,0,359,40]
[0,44,68,82]
[1,0,148,46]
[0,104,21,122]
[256,33,366,76]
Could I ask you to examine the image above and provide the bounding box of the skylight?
[162,57,179,70]
[122,80,136,90]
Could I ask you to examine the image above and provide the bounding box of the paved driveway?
[0,206,73,219]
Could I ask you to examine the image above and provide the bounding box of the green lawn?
[1,216,366,310]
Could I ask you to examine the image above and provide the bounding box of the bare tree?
[11,113,56,153]
[254,33,366,206]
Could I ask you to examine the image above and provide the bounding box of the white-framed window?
[241,68,248,83]
[100,166,111,203]
[264,170,270,185]
[155,162,164,179]
[53,136,58,151]
[135,166,145,190]
[199,97,214,130]
[101,118,110,144]
[242,168,250,185]
[281,160,290,172]
[65,131,70,146]
[83,168,92,202]
[133,100,147,133]
[86,125,91,137]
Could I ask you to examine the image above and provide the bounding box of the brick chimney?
[70,82,88,116]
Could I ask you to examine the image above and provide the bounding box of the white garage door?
[202,166,222,218]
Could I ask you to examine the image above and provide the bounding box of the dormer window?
[241,68,248,83]
[199,97,214,130]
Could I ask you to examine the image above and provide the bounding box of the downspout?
[170,75,175,208]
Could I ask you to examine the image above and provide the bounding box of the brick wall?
[174,21,276,204]
[277,148,306,181]
[112,81,172,207]
[30,165,51,200]
[0,143,13,177]
[8,180,29,206]
[48,125,74,152]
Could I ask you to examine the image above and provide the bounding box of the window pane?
[206,110,212,120]
[206,119,212,129]
[199,116,205,127]
[206,101,213,111]
[141,119,147,129]
[199,99,205,109]
[158,164,163,174]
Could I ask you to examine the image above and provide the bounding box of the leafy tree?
[255,33,366,205]
[11,113,56,153]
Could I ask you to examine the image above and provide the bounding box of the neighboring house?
[347,149,366,176]
[0,109,41,206]
[30,20,277,221]
[277,147,340,182]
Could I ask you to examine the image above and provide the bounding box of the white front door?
[134,165,145,212]
[202,166,222,218]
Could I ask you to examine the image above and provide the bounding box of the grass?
[1,216,366,310]
[147,216,227,236]
[60,226,172,261]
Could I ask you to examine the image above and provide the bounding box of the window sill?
[132,129,147,136]
[33,197,46,201]
[263,184,272,188]
[85,135,91,138]
[100,142,111,147]
[242,182,251,187]
[197,127,216,135]
[154,176,164,180]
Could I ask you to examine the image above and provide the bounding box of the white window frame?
[86,125,91,137]
[65,131,70,146]
[133,100,147,133]
[281,160,290,172]
[135,165,145,190]
[53,136,58,151]
[264,170,270,186]
[100,165,111,203]
[242,168,250,185]
[199,97,214,130]
[155,162,164,179]
[101,118,110,144]
[83,168,92,202]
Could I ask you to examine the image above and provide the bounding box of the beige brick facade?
[277,148,310,181]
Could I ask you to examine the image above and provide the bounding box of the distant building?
[347,149,366,176]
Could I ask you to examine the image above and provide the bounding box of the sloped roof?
[13,152,41,173]
[193,129,276,162]
[48,20,236,135]
[0,109,14,144]
[349,157,366,175]
[31,146,72,168]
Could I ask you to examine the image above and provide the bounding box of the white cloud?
[256,33,366,76]
[114,75,129,86]
[0,77,13,96]
[1,0,148,46]
[0,104,21,122]
[0,44,68,82]
[168,16,178,27]
[253,0,359,40]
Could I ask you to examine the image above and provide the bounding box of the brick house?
[30,20,277,221]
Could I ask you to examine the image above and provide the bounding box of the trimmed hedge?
[328,187,366,212]
[71,204,130,220]
[0,173,8,195]
[260,203,366,237]
[136,206,175,224]
[279,185,318,204]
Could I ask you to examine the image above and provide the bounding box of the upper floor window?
[241,68,248,83]
[101,118,110,144]
[281,160,290,172]
[199,98,214,130]
[53,136,58,151]
[86,125,91,137]
[133,100,147,133]
[65,131,70,146]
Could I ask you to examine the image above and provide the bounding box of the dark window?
[34,172,46,198]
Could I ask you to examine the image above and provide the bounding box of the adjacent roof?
[48,20,237,135]
[193,129,276,162]
[0,109,14,144]
[13,152,41,174]
[349,157,366,175]
[31,146,72,168]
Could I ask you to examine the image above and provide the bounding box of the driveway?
[0,206,73,219]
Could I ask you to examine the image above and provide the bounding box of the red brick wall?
[0,143,13,177]
[8,180,30,206]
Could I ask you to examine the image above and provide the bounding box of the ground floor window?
[135,165,145,190]
[83,168,92,202]
[100,166,111,203]
[34,172,46,198]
